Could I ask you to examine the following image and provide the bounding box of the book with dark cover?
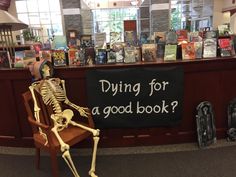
[194,42,203,59]
[96,49,107,64]
[124,46,136,63]
[142,44,157,62]
[218,38,232,57]
[53,50,67,66]
[203,38,217,58]
[85,47,96,65]
[164,44,177,61]
[181,42,196,60]
[0,51,11,68]
[157,42,165,59]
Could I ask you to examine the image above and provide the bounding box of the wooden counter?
[1,57,236,147]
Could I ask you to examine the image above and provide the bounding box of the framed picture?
[67,30,78,39]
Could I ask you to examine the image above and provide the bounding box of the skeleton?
[29,61,100,177]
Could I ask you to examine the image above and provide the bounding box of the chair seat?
[34,125,92,150]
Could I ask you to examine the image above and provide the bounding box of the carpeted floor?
[1,141,236,177]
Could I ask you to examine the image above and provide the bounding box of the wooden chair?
[22,90,95,177]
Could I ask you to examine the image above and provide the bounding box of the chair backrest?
[22,90,55,133]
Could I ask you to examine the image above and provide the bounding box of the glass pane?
[17,13,29,25]
[40,13,50,24]
[52,24,63,35]
[38,0,49,12]
[15,1,27,13]
[29,13,40,25]
[49,0,61,12]
[51,13,62,23]
[27,0,38,13]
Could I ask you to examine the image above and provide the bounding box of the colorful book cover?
[68,49,80,65]
[124,46,136,63]
[177,30,188,43]
[52,35,67,49]
[181,42,196,60]
[164,45,177,61]
[96,49,107,64]
[218,38,232,57]
[32,43,42,55]
[165,30,178,44]
[14,51,24,68]
[53,50,66,66]
[142,44,157,62]
[203,38,217,58]
[140,32,149,44]
[0,51,11,68]
[23,50,36,67]
[39,50,52,62]
[194,42,203,59]
[95,32,106,48]
[154,32,166,43]
[134,47,141,62]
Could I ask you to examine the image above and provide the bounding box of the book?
[53,50,67,66]
[164,44,177,61]
[154,32,166,43]
[140,32,149,44]
[124,31,137,46]
[107,50,116,63]
[124,46,136,63]
[134,47,141,62]
[203,38,217,58]
[142,44,157,62]
[157,42,165,59]
[113,42,125,63]
[165,30,178,44]
[177,29,188,43]
[39,50,52,62]
[218,38,232,57]
[181,42,196,60]
[96,49,107,64]
[80,35,93,48]
[85,47,96,65]
[194,42,203,59]
[0,51,11,68]
[68,49,80,65]
[188,31,201,42]
[52,35,67,49]
[110,32,121,47]
[218,24,230,37]
[95,32,106,48]
[23,50,36,67]
[14,51,24,68]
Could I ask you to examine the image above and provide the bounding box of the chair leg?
[35,148,40,170]
[50,150,59,177]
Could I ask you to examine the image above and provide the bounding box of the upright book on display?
[203,38,217,58]
[218,38,232,57]
[53,50,67,66]
[142,44,157,62]
[164,45,177,61]
[0,51,11,68]
[181,42,196,60]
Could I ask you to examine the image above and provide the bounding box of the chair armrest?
[86,111,95,128]
[28,116,50,130]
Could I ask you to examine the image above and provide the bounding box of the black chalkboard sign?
[86,66,184,128]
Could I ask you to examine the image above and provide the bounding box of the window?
[15,0,63,43]
[92,8,138,42]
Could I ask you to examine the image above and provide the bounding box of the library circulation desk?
[0,57,236,148]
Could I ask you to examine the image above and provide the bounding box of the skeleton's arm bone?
[60,79,90,117]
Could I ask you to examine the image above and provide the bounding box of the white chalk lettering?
[99,79,141,96]
[91,107,100,115]
[103,102,133,118]
[149,79,169,96]
[136,100,170,114]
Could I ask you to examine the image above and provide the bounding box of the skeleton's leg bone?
[51,126,80,177]
[70,120,100,136]
[88,136,100,177]
[62,150,80,177]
